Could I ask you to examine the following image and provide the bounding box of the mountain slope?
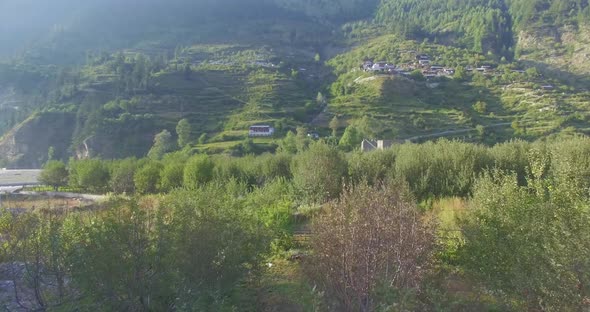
[1,0,590,167]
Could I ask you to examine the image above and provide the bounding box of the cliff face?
[0,112,75,168]
[517,25,590,83]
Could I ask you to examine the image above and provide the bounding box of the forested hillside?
[1,0,590,168]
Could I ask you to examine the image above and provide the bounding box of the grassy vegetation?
[324,35,590,143]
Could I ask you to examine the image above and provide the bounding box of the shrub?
[307,182,436,311]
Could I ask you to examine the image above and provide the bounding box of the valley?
[1,1,590,311]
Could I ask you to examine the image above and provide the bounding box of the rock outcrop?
[0,112,75,168]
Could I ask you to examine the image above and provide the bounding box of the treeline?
[375,0,514,55]
[508,0,590,29]
[41,136,590,202]
[374,0,590,56]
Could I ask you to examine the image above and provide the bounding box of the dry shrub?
[307,181,436,311]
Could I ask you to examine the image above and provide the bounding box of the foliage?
[134,161,163,195]
[109,158,138,194]
[277,131,298,154]
[160,161,186,193]
[148,130,177,160]
[160,184,271,308]
[4,136,590,310]
[375,0,514,55]
[176,118,192,148]
[472,101,487,114]
[459,167,590,311]
[338,125,363,151]
[39,160,69,191]
[183,154,215,188]
[329,115,340,137]
[69,159,110,193]
[348,149,396,185]
[292,141,348,204]
[307,181,436,311]
[394,140,491,200]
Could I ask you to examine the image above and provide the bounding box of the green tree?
[161,185,270,308]
[69,159,110,193]
[472,101,487,114]
[475,124,486,139]
[525,67,539,79]
[292,142,348,204]
[197,133,207,145]
[160,162,185,193]
[176,119,192,148]
[329,116,340,137]
[353,116,377,139]
[278,131,298,154]
[295,126,310,152]
[453,66,466,80]
[134,161,163,195]
[39,160,68,191]
[409,69,425,81]
[109,158,138,194]
[66,199,175,310]
[183,155,214,188]
[148,130,176,160]
[339,125,362,151]
[316,92,325,105]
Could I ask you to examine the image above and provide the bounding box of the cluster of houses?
[359,51,532,80]
[361,53,459,79]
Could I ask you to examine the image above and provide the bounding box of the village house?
[476,65,494,73]
[416,54,430,60]
[418,59,431,66]
[249,125,275,137]
[307,132,320,140]
[362,61,374,71]
[444,68,455,75]
[361,139,397,152]
[371,61,388,71]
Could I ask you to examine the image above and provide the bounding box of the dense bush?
[393,140,491,200]
[459,168,590,311]
[292,141,348,204]
[183,154,215,188]
[69,159,110,193]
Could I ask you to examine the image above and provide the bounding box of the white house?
[418,59,431,66]
[372,61,388,71]
[249,125,275,137]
